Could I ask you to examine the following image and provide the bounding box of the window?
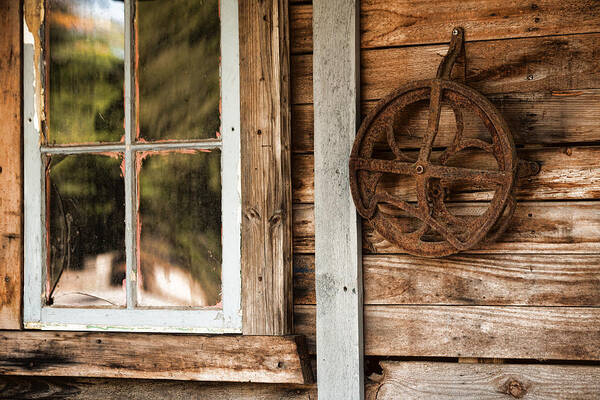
[23,0,241,332]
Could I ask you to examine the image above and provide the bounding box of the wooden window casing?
[0,0,302,383]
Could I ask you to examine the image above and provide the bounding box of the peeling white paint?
[23,13,45,325]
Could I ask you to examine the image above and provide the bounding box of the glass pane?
[137,151,222,307]
[137,0,220,141]
[48,0,124,144]
[48,154,126,307]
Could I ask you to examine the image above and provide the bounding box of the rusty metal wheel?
[349,28,520,257]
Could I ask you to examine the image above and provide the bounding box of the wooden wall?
[4,0,600,398]
[0,0,23,330]
[290,0,600,396]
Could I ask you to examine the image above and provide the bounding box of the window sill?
[0,331,313,384]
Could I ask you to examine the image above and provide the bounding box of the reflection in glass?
[48,154,126,307]
[137,0,220,141]
[48,0,124,144]
[137,151,222,307]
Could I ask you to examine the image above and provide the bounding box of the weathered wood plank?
[290,4,312,54]
[0,0,22,330]
[362,33,600,101]
[0,376,317,400]
[0,332,313,384]
[313,0,363,398]
[365,201,600,254]
[294,305,600,359]
[292,90,600,153]
[239,0,294,335]
[293,146,600,203]
[293,202,600,254]
[291,54,313,104]
[369,362,600,399]
[294,254,600,306]
[291,33,600,104]
[292,203,315,254]
[363,0,600,49]
[289,0,600,53]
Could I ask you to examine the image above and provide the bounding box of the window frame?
[1,0,305,382]
[22,0,242,333]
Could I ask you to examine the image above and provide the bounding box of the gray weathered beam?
[313,0,363,398]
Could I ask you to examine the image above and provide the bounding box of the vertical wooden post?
[313,0,364,399]
[239,0,294,335]
[0,0,23,329]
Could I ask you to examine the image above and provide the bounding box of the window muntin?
[24,0,241,332]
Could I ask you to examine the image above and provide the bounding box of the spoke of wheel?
[438,103,465,165]
[457,138,494,153]
[387,125,414,162]
[418,81,443,163]
[350,158,415,176]
[377,192,466,250]
[427,164,508,186]
[449,102,465,148]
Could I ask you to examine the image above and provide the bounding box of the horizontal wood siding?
[290,1,600,53]
[293,202,600,254]
[294,254,600,306]
[369,362,600,399]
[293,89,600,153]
[292,34,600,104]
[0,376,317,400]
[293,146,600,203]
[289,0,600,363]
[0,332,312,384]
[294,305,600,359]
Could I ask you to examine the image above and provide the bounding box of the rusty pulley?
[349,27,538,257]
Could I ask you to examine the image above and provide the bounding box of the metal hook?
[436,27,466,82]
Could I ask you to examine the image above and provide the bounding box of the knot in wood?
[505,379,527,398]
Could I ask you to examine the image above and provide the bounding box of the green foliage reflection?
[49,0,124,144]
[48,0,223,307]
[139,151,222,306]
[138,0,220,140]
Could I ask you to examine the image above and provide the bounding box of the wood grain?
[0,0,22,330]
[0,332,313,384]
[292,90,600,153]
[289,0,600,53]
[291,33,600,104]
[294,305,600,359]
[293,146,600,203]
[312,0,364,398]
[239,0,294,335]
[369,362,600,399]
[293,202,600,254]
[294,254,600,306]
[362,0,600,49]
[290,4,312,55]
[0,376,317,400]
